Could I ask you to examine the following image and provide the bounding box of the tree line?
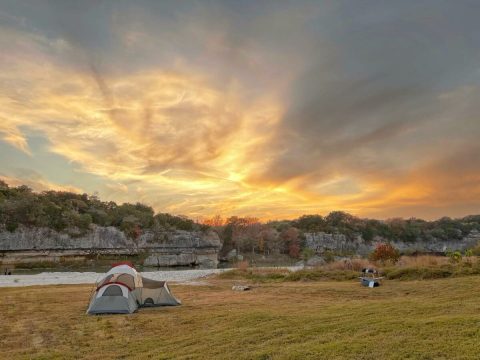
[2,180,480,257]
[0,180,205,238]
[203,212,480,257]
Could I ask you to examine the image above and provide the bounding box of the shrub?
[5,221,18,232]
[447,251,462,263]
[369,243,400,264]
[322,250,335,263]
[301,248,315,261]
[471,242,480,256]
[448,251,462,263]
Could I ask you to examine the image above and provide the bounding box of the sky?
[0,0,480,221]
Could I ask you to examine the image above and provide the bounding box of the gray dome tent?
[87,264,181,314]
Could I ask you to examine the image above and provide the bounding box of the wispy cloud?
[0,1,479,219]
[0,168,82,193]
[0,121,31,155]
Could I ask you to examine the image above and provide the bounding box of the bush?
[447,250,462,263]
[369,243,400,264]
[322,250,335,263]
[301,248,315,261]
[5,221,18,232]
[468,243,480,256]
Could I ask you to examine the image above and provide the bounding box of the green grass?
[383,261,480,280]
[2,276,480,359]
[218,268,359,282]
[219,260,480,283]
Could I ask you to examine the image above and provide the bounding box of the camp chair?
[359,268,384,288]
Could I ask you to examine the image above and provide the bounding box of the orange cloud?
[1,175,82,194]
[1,15,480,221]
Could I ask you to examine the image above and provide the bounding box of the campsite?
[86,263,180,314]
[2,0,480,359]
[2,259,480,359]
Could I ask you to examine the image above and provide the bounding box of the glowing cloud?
[0,1,479,220]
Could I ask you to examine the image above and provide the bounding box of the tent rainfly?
[87,263,181,314]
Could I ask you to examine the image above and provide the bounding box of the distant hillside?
[0,180,221,267]
[2,180,480,257]
[0,180,207,238]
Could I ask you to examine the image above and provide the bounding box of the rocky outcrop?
[304,230,480,255]
[0,226,132,251]
[143,251,218,267]
[305,233,365,254]
[306,255,326,267]
[0,225,221,267]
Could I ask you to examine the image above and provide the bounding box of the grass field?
[2,274,480,359]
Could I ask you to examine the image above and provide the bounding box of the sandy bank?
[0,268,227,287]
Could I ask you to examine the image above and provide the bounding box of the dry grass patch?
[2,276,480,359]
[322,258,373,271]
[397,255,450,267]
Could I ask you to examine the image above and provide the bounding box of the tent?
[87,263,181,314]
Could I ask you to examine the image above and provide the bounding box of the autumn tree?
[224,216,262,254]
[369,243,400,264]
[280,227,301,258]
[202,215,224,227]
[258,227,279,255]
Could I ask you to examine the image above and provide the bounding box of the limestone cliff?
[0,225,221,267]
[304,230,480,255]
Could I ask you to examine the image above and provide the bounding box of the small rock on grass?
[232,285,251,291]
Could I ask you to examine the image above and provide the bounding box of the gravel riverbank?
[0,268,228,287]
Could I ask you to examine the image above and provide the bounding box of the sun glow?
[1,2,480,221]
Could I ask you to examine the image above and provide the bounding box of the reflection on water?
[8,265,219,275]
[4,258,297,275]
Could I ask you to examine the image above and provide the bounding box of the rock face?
[306,256,326,267]
[226,249,238,261]
[304,230,480,255]
[0,226,132,251]
[0,225,221,267]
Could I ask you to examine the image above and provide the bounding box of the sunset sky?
[1,0,479,220]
